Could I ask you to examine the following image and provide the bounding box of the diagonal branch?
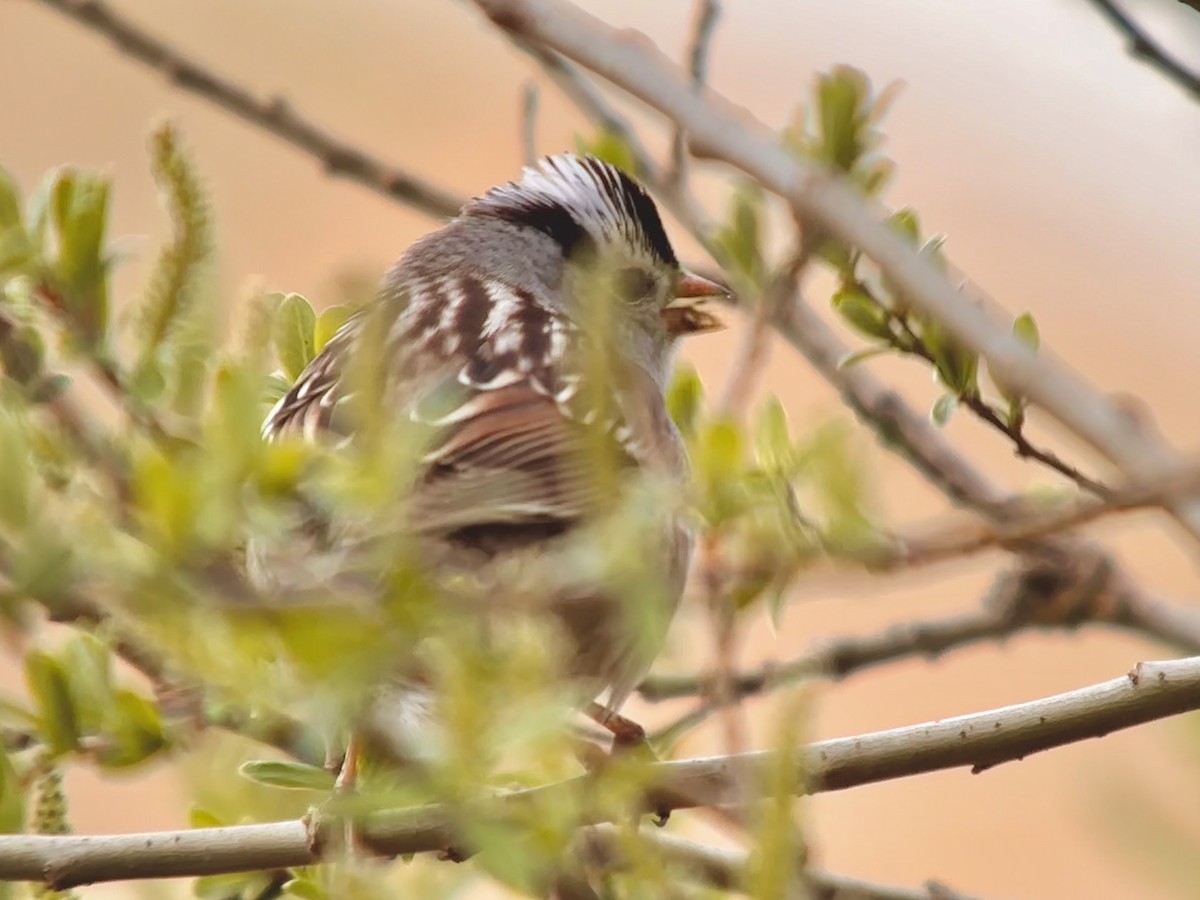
[1,655,1197,888]
[668,0,721,185]
[31,0,465,218]
[470,0,1200,550]
[1084,0,1200,102]
[642,555,1200,708]
[887,462,1200,568]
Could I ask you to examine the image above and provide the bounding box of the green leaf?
[25,651,80,757]
[815,65,870,172]
[832,287,894,341]
[0,169,31,277]
[263,372,293,404]
[239,759,335,791]
[0,748,22,834]
[25,169,57,254]
[99,689,168,768]
[1013,312,1040,351]
[921,315,978,396]
[49,168,112,346]
[272,293,317,381]
[713,181,765,284]
[693,418,746,524]
[283,878,326,900]
[931,393,958,427]
[665,364,704,438]
[0,413,32,529]
[189,806,224,829]
[313,304,352,354]
[754,396,792,473]
[574,129,637,175]
[0,167,21,232]
[59,633,114,733]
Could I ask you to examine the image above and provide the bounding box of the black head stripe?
[462,155,677,267]
[472,198,597,261]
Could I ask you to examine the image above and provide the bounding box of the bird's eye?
[613,267,656,304]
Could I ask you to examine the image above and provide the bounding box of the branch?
[1,655,1196,888]
[667,0,721,184]
[1084,0,1200,102]
[643,547,1200,709]
[32,0,464,219]
[579,826,981,900]
[889,462,1200,568]
[471,0,1200,550]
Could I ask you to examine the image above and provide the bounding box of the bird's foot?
[582,703,670,826]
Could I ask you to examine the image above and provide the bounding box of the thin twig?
[33,0,464,218]
[1084,0,1200,101]
[521,81,540,165]
[668,0,721,185]
[717,249,808,414]
[642,551,1200,709]
[890,462,1200,569]
[1,655,1197,888]
[960,394,1110,496]
[891,317,1110,496]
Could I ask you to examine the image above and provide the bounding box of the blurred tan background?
[3,0,1200,897]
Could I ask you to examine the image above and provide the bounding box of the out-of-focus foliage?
[0,70,894,896]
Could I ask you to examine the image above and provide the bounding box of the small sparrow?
[252,154,724,758]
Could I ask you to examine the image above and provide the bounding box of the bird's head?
[463,154,726,359]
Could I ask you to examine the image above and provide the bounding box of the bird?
[250,153,725,776]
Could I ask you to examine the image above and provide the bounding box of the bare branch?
[1,655,1197,888]
[889,316,1110,496]
[891,463,1200,569]
[32,0,464,219]
[579,826,982,900]
[521,81,540,165]
[644,547,1200,715]
[470,0,1200,549]
[668,0,721,185]
[1084,0,1200,102]
[717,248,807,415]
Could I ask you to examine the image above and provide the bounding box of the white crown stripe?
[467,154,675,266]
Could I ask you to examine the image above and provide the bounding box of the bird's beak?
[662,271,728,337]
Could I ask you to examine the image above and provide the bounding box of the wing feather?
[262,274,638,549]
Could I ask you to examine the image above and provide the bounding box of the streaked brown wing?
[262,274,638,549]
[412,382,629,537]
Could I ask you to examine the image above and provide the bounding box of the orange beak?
[662,271,728,337]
